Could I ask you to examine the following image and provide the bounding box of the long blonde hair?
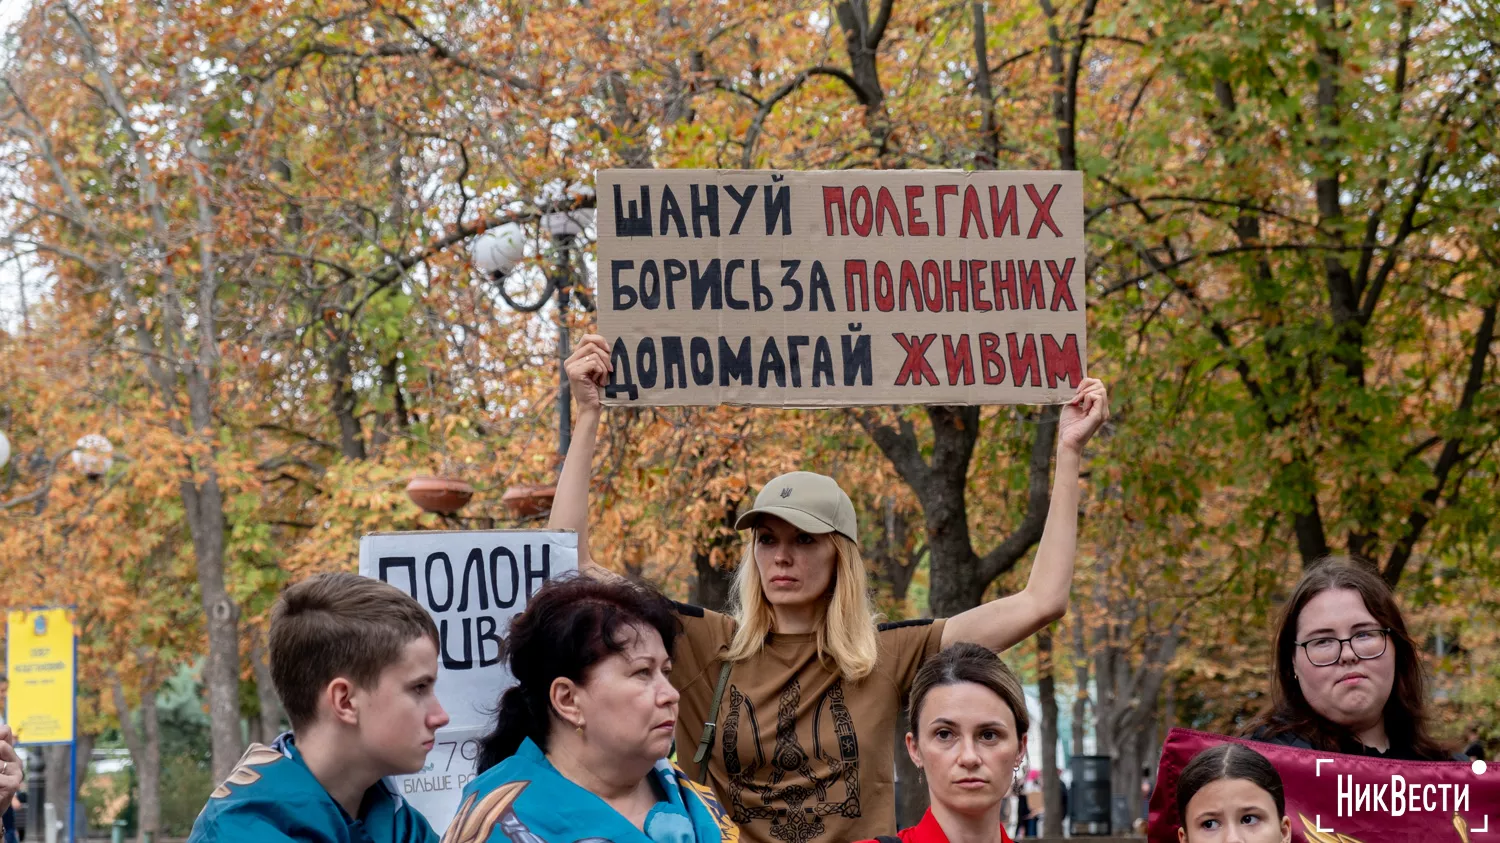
[725,530,879,680]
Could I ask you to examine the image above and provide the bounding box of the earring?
[576,720,585,736]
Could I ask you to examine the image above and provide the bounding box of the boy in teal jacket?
[189,572,451,843]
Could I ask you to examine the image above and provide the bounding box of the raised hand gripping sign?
[1149,728,1496,843]
[597,169,1086,407]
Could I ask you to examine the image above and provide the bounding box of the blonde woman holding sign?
[552,333,1108,843]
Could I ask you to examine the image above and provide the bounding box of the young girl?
[854,643,1027,843]
[553,333,1108,843]
[1174,744,1290,843]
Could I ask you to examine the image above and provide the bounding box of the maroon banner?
[1148,728,1496,843]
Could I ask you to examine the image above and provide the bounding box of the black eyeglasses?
[1295,629,1392,667]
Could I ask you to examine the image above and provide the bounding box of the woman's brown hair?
[908,642,1030,739]
[1246,556,1446,759]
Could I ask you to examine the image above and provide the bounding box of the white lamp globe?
[72,434,114,477]
[471,223,528,279]
[0,431,10,470]
[542,208,596,238]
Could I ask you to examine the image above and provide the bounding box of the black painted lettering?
[764,183,791,235]
[639,260,662,309]
[477,616,503,668]
[690,184,720,238]
[758,337,787,388]
[658,185,687,237]
[787,335,810,388]
[604,337,638,400]
[812,336,836,386]
[425,552,454,612]
[690,259,723,310]
[780,260,804,311]
[808,261,835,311]
[719,336,753,386]
[751,261,774,311]
[662,259,685,309]
[610,260,638,311]
[726,184,757,234]
[379,556,418,600]
[690,337,715,386]
[440,618,473,670]
[662,336,687,388]
[842,330,873,386]
[613,184,652,237]
[724,259,750,310]
[524,544,550,597]
[489,547,519,608]
[457,547,488,612]
[635,337,659,389]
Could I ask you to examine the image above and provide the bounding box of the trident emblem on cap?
[780,487,793,498]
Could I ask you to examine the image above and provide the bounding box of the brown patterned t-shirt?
[671,604,946,843]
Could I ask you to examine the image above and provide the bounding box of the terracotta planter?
[502,483,556,518]
[406,475,474,515]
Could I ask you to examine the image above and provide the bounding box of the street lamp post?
[472,204,596,461]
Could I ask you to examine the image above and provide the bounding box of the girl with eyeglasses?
[1244,557,1452,760]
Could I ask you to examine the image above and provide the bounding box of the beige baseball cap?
[734,471,858,540]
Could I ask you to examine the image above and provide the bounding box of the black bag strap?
[693,659,734,783]
[875,836,902,843]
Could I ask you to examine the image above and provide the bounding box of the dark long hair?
[1245,556,1446,759]
[477,575,680,773]
[1175,743,1285,821]
[908,642,1030,740]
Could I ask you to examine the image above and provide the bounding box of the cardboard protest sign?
[358,530,578,833]
[596,168,1086,407]
[1148,728,1496,843]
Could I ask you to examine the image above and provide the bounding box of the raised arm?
[942,378,1109,651]
[549,334,612,574]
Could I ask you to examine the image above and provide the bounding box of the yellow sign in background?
[6,609,76,743]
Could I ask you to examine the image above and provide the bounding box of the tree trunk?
[1072,615,1090,757]
[691,500,740,611]
[329,338,367,460]
[691,554,736,612]
[250,633,284,741]
[44,744,70,842]
[1039,628,1064,837]
[112,678,161,843]
[894,709,927,828]
[184,472,244,784]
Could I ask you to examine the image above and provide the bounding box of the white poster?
[358,530,578,832]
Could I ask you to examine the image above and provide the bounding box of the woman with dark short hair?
[444,576,736,843]
[1244,557,1449,760]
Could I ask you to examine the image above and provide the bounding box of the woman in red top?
[856,643,1024,843]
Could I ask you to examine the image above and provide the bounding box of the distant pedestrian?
[1465,728,1485,762]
